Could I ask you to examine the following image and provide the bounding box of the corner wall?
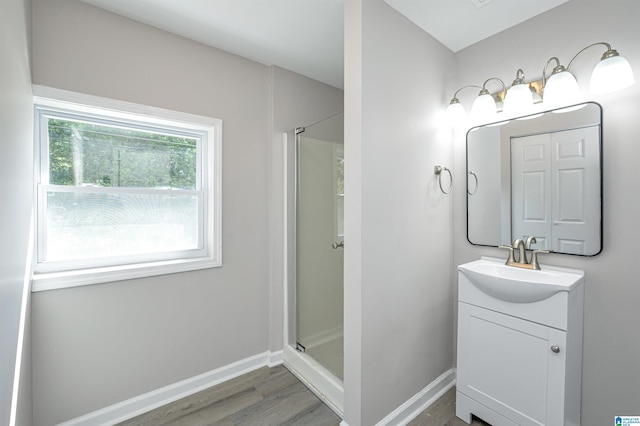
[452,1,640,424]
[344,0,455,424]
[0,0,33,424]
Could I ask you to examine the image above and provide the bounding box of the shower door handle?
[332,241,344,249]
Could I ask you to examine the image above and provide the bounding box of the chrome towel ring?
[467,171,478,195]
[434,165,453,194]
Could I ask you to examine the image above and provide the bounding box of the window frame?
[31,86,222,291]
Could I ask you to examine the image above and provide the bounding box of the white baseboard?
[59,350,284,426]
[337,369,455,426]
[268,349,284,367]
[374,368,456,426]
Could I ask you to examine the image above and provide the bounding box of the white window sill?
[31,257,220,292]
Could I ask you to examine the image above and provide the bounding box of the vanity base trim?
[456,391,518,426]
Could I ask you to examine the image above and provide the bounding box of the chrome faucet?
[499,236,550,270]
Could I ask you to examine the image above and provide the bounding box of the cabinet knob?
[551,345,560,353]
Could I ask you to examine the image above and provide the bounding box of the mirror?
[466,102,602,256]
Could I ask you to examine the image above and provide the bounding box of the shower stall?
[284,113,344,414]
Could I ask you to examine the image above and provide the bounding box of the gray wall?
[344,0,455,424]
[452,1,640,425]
[0,0,33,424]
[30,1,342,424]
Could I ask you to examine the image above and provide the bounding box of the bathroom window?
[32,87,222,291]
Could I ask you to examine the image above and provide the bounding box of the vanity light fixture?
[445,85,481,126]
[543,42,635,105]
[470,78,506,124]
[542,57,580,108]
[587,43,635,94]
[529,83,543,103]
[503,69,534,116]
[444,41,635,127]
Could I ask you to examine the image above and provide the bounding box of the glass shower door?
[295,113,344,380]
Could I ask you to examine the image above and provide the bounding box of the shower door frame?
[282,126,344,416]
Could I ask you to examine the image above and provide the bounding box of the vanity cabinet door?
[457,302,567,426]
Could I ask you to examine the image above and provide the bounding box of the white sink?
[458,257,584,303]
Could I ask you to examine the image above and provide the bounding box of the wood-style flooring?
[118,365,490,426]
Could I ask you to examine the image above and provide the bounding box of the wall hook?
[434,165,453,194]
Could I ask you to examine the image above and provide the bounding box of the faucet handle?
[499,245,516,265]
[530,249,551,270]
[524,236,537,250]
[511,238,527,264]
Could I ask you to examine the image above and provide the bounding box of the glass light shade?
[544,71,580,108]
[503,83,533,116]
[590,55,635,94]
[470,93,497,124]
[446,102,466,127]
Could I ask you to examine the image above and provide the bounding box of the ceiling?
[80,0,571,89]
[384,0,570,53]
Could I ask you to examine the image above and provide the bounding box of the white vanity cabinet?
[456,259,584,426]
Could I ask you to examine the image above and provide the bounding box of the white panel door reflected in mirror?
[466,102,602,256]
